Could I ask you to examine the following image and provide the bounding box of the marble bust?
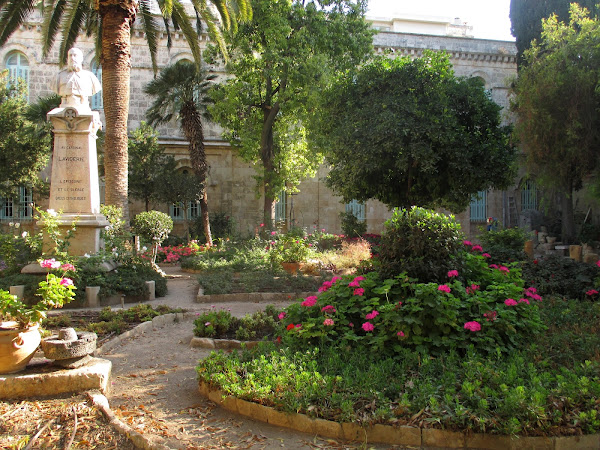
[52,48,101,109]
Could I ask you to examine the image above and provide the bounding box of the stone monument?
[44,47,108,255]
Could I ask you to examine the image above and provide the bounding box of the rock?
[41,331,97,360]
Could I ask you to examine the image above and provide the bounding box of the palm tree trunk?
[99,1,137,222]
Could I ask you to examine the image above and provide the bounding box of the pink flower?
[362,322,374,332]
[323,318,334,326]
[498,266,510,274]
[271,231,277,236]
[318,281,333,292]
[353,276,365,282]
[483,311,497,322]
[365,310,379,320]
[60,277,74,286]
[464,321,481,332]
[471,245,483,252]
[438,284,451,293]
[348,322,354,328]
[295,324,302,328]
[331,276,342,284]
[278,312,287,320]
[586,289,599,296]
[596,260,600,268]
[60,263,76,272]
[482,253,491,258]
[447,270,459,278]
[466,284,480,294]
[397,331,405,337]
[260,223,265,227]
[348,280,361,288]
[463,240,473,246]
[519,298,530,305]
[353,288,365,296]
[504,298,518,306]
[205,322,211,326]
[321,305,337,314]
[40,258,61,269]
[301,296,318,307]
[489,264,498,269]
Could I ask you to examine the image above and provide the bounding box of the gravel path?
[101,266,380,449]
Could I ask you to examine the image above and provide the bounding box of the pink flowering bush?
[279,250,544,355]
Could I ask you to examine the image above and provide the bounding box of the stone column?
[43,106,109,256]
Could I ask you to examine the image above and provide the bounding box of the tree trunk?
[559,189,576,244]
[261,105,280,227]
[181,101,212,245]
[99,1,136,222]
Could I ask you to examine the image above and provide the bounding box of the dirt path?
[102,267,384,449]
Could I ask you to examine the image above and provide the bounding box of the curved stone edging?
[95,312,195,356]
[196,289,315,303]
[87,390,170,450]
[198,381,600,449]
[190,336,261,350]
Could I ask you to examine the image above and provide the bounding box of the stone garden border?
[198,381,600,449]
[196,289,315,303]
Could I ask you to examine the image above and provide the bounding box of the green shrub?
[192,212,236,241]
[0,273,45,305]
[0,229,42,275]
[377,207,465,282]
[522,253,599,299]
[194,309,236,337]
[268,234,314,265]
[235,308,278,341]
[279,252,544,356]
[132,210,173,244]
[100,204,131,255]
[339,211,367,238]
[198,270,234,295]
[478,227,529,264]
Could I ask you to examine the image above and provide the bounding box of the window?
[90,60,102,110]
[5,51,29,98]
[470,190,487,222]
[275,190,286,223]
[345,199,366,221]
[521,179,538,211]
[0,187,33,221]
[169,202,200,221]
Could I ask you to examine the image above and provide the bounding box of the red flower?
[286,323,295,331]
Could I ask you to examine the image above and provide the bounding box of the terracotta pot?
[0,323,41,374]
[281,262,301,275]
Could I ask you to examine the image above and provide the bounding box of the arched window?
[90,60,102,110]
[5,51,29,94]
[345,199,366,221]
[470,190,487,222]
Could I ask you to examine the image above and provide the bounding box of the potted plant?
[0,259,76,374]
[268,235,313,275]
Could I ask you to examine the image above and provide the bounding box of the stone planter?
[0,323,41,374]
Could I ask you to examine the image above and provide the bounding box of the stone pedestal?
[43,106,108,256]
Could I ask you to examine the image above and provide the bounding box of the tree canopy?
[207,0,374,224]
[511,5,600,242]
[0,71,51,198]
[510,0,598,65]
[310,52,517,213]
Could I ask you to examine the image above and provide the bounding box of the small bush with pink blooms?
[279,251,544,355]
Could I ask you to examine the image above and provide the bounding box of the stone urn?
[0,322,41,374]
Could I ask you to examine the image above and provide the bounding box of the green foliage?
[193,306,279,340]
[311,53,517,212]
[0,71,51,198]
[194,309,235,337]
[128,122,178,211]
[207,0,373,220]
[377,207,465,282]
[0,226,42,275]
[478,227,529,264]
[197,344,600,435]
[511,5,600,241]
[339,211,366,238]
[268,234,314,264]
[522,254,599,299]
[280,254,544,357]
[100,205,131,257]
[192,212,236,241]
[132,211,173,244]
[36,208,77,259]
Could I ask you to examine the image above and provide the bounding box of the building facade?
[1,10,532,239]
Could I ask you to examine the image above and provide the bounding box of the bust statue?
[52,48,101,109]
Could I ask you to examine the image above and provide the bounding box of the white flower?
[14,223,20,228]
[8,222,13,227]
[142,246,147,252]
[47,209,57,217]
[84,253,90,258]
[21,231,28,238]
[105,226,110,230]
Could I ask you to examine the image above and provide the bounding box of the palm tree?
[145,61,215,246]
[0,0,250,221]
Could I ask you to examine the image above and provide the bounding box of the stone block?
[365,424,421,446]
[221,395,238,413]
[422,428,465,448]
[0,357,111,399]
[145,280,155,300]
[511,435,554,449]
[313,418,343,440]
[466,433,515,450]
[569,245,583,262]
[190,337,215,349]
[236,398,269,423]
[584,253,599,264]
[288,412,315,434]
[207,388,224,404]
[555,434,600,449]
[266,408,294,429]
[9,285,25,300]
[341,422,365,441]
[85,286,100,307]
[215,339,242,349]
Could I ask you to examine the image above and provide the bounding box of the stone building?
[0,10,532,239]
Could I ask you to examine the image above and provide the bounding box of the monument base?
[38,213,109,256]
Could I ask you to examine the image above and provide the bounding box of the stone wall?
[2,12,522,239]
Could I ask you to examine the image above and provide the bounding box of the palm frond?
[40,0,67,58]
[193,3,228,61]
[58,0,89,65]
[0,0,36,46]
[138,0,159,73]
[171,1,202,65]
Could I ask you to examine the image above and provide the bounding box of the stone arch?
[168,52,194,66]
[4,50,30,93]
[469,71,489,89]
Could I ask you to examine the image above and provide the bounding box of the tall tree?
[128,122,177,212]
[144,61,215,246]
[310,52,517,212]
[0,71,51,198]
[510,0,598,65]
[0,0,250,220]
[208,0,373,226]
[511,5,600,242]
